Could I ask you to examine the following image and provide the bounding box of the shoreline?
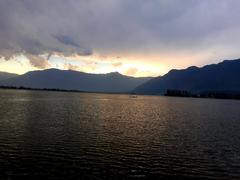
[1,86,240,100]
[0,86,131,95]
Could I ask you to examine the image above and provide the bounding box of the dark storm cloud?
[54,35,80,48]
[0,0,240,68]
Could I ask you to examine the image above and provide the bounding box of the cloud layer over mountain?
[1,0,240,69]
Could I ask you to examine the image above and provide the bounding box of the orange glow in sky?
[0,47,239,77]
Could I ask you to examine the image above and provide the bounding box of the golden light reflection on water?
[1,90,240,179]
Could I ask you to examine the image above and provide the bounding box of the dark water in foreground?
[1,90,240,179]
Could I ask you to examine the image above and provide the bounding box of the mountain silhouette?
[0,71,18,81]
[0,69,151,93]
[134,59,240,95]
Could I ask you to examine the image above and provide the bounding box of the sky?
[1,0,240,77]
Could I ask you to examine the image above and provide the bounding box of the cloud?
[25,54,50,69]
[54,35,80,48]
[1,0,240,69]
[112,62,123,67]
[53,35,93,56]
[125,67,138,76]
[0,49,20,60]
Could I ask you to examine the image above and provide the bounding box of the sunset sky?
[1,0,240,77]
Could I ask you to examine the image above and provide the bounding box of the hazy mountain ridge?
[0,72,18,81]
[134,59,240,95]
[0,69,152,93]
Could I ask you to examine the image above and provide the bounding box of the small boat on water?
[129,95,138,98]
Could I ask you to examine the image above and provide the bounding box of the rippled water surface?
[1,89,240,179]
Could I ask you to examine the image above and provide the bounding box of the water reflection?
[1,90,240,179]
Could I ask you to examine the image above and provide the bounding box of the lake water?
[0,90,240,179]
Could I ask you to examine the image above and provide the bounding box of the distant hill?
[134,59,240,95]
[0,72,18,81]
[0,69,151,93]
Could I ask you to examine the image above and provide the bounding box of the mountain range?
[0,72,18,81]
[134,59,240,95]
[0,69,151,93]
[1,58,240,94]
